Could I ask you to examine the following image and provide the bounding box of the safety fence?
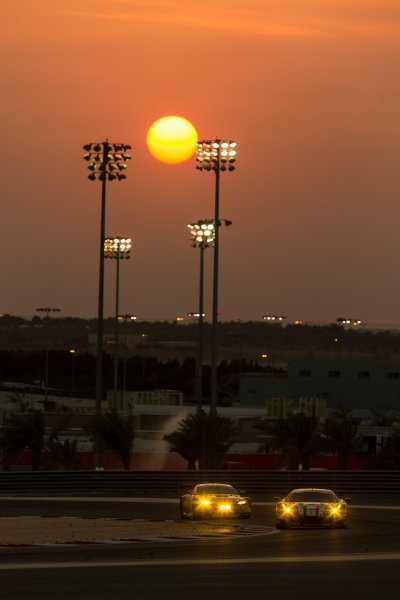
[1,470,400,496]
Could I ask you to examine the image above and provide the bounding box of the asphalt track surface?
[1,494,400,600]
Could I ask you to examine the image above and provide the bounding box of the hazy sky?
[2,1,400,325]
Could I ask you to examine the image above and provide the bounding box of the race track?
[1,495,400,599]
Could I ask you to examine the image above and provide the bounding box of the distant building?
[240,359,400,417]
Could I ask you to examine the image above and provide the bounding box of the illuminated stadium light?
[194,139,237,413]
[82,140,132,446]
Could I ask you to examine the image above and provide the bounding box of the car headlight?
[282,503,292,514]
[237,500,247,505]
[201,499,209,505]
[219,504,231,510]
[330,504,342,515]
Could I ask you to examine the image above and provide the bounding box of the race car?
[180,483,252,519]
[274,488,351,529]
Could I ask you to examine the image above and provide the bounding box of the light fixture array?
[188,219,215,248]
[83,141,132,181]
[195,139,237,172]
[104,236,132,259]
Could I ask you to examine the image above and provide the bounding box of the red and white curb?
[0,517,277,547]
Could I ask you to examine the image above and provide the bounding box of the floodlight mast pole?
[211,167,220,414]
[113,242,120,413]
[188,219,215,414]
[104,236,132,414]
[195,139,237,414]
[96,147,108,420]
[197,244,205,413]
[83,140,132,468]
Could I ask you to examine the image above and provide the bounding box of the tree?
[370,403,399,427]
[0,411,45,471]
[321,403,361,469]
[85,412,134,470]
[255,412,322,470]
[164,409,237,470]
[0,412,70,471]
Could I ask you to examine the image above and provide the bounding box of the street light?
[188,218,215,412]
[104,236,132,413]
[82,141,132,426]
[35,307,61,404]
[195,139,237,412]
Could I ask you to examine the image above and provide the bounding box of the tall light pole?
[104,236,132,413]
[35,307,61,404]
[82,142,132,426]
[195,139,237,413]
[188,219,215,413]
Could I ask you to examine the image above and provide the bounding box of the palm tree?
[255,412,322,470]
[85,412,134,470]
[370,403,399,427]
[322,403,361,469]
[0,411,45,471]
[0,412,70,471]
[164,409,237,470]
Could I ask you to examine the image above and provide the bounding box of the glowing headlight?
[219,504,231,510]
[238,500,247,505]
[201,499,209,505]
[331,504,341,514]
[282,503,292,514]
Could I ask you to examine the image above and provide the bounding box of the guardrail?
[1,470,400,496]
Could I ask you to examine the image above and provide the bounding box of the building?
[240,358,400,417]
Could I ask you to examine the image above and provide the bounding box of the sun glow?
[146,116,198,164]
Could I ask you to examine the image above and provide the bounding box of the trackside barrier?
[1,471,400,496]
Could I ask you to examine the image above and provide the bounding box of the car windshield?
[286,490,338,503]
[196,485,238,496]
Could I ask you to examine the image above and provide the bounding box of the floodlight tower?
[82,141,132,425]
[104,236,132,413]
[195,139,237,413]
[188,219,215,412]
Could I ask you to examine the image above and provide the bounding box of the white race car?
[274,488,351,529]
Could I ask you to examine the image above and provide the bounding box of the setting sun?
[146,116,198,164]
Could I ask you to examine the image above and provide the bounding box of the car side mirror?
[345,497,352,504]
[273,496,281,503]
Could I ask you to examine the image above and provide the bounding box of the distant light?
[337,317,362,326]
[263,315,286,321]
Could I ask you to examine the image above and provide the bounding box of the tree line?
[2,404,399,471]
[0,349,272,400]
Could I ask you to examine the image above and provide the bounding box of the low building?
[240,358,400,417]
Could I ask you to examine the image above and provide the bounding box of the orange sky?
[2,1,400,326]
